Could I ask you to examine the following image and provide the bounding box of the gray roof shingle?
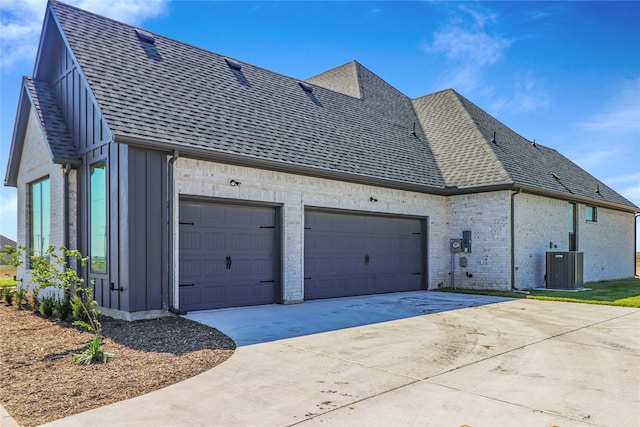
[47,1,636,210]
[414,89,636,208]
[51,1,445,190]
[24,77,78,163]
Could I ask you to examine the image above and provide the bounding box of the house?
[4,1,637,319]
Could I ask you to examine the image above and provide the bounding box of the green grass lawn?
[0,265,17,287]
[0,278,17,287]
[435,278,640,308]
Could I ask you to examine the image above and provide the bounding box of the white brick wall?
[513,193,567,288]
[15,108,78,290]
[514,192,635,288]
[579,206,635,281]
[173,158,448,304]
[446,191,512,290]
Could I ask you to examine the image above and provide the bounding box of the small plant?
[14,285,27,309]
[2,287,14,305]
[70,294,89,323]
[54,298,72,320]
[39,296,55,317]
[28,246,114,365]
[74,335,114,365]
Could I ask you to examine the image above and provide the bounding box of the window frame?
[29,176,51,264]
[585,205,597,222]
[89,162,108,274]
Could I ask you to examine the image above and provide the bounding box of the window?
[30,177,50,257]
[90,163,107,273]
[586,206,597,222]
[568,202,576,251]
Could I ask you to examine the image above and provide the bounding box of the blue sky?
[1,0,639,245]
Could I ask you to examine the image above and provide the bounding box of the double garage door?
[179,200,425,311]
[304,210,424,299]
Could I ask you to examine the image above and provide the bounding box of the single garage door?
[179,200,277,311]
[304,210,425,300]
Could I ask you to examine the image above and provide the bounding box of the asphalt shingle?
[47,1,635,209]
[51,2,445,190]
[24,77,78,163]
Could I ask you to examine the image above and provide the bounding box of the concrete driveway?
[41,292,639,427]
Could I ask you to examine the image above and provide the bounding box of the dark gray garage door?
[179,201,277,311]
[304,210,424,300]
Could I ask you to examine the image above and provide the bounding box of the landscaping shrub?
[39,296,55,317]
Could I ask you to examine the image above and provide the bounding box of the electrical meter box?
[462,230,472,253]
[450,239,462,253]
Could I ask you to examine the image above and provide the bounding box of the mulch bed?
[0,303,235,426]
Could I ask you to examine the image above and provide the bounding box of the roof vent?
[224,57,242,70]
[596,184,601,194]
[532,139,537,147]
[551,173,560,180]
[491,131,496,144]
[298,81,314,93]
[135,28,155,44]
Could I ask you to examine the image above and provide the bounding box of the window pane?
[568,203,575,233]
[586,206,596,222]
[90,164,107,273]
[30,178,50,256]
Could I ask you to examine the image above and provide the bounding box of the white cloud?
[428,27,510,67]
[580,78,640,135]
[0,0,170,71]
[421,5,511,94]
[0,191,17,242]
[604,172,640,206]
[491,71,551,113]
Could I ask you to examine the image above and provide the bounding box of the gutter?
[62,163,71,250]
[114,134,639,214]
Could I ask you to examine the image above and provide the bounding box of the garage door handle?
[225,256,232,270]
[365,255,370,265]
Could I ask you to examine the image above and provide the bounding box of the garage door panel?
[179,259,201,279]
[180,231,202,250]
[203,257,225,276]
[179,201,277,311]
[304,210,424,300]
[203,232,225,250]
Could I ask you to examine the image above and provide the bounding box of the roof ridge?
[448,90,514,185]
[306,60,362,98]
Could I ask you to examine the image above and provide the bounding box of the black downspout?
[63,163,71,251]
[511,188,522,290]
[633,213,640,277]
[167,150,185,314]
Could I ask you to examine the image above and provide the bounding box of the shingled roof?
[24,77,78,162]
[50,1,444,191]
[6,1,635,211]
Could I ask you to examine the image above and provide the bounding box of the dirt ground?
[0,303,235,426]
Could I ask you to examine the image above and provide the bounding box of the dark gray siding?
[126,148,168,312]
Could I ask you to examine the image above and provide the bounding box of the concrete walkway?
[36,293,640,427]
